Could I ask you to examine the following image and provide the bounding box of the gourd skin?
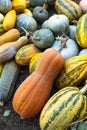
[76,13,87,48]
[40,86,87,130]
[55,54,87,89]
[0,29,20,46]
[0,60,20,104]
[16,14,37,34]
[32,28,54,49]
[12,48,65,118]
[0,0,12,14]
[42,14,69,36]
[3,10,17,31]
[29,52,42,74]
[15,44,41,66]
[0,36,28,63]
[55,0,82,23]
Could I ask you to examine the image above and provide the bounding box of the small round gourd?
[16,14,37,34]
[33,6,49,23]
[0,0,12,14]
[79,49,87,55]
[42,14,69,36]
[32,28,54,49]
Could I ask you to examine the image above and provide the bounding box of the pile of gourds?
[0,0,87,130]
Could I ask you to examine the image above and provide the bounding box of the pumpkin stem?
[21,27,40,41]
[55,34,68,52]
[80,80,87,94]
[72,20,77,26]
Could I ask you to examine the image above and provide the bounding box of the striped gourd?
[55,54,87,89]
[55,0,82,23]
[76,13,87,48]
[40,85,87,130]
[29,52,42,74]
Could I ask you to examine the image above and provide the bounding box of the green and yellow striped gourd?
[55,0,82,23]
[40,84,87,130]
[76,13,87,48]
[29,52,42,74]
[55,54,87,89]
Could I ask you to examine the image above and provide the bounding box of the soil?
[0,66,57,130]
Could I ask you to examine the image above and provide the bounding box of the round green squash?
[29,0,45,7]
[33,6,49,23]
[32,28,55,49]
[16,14,37,34]
[0,0,12,14]
[42,14,69,36]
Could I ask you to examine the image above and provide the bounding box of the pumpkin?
[12,0,27,12]
[77,121,87,130]
[40,84,87,130]
[0,36,28,63]
[51,36,79,59]
[29,0,45,7]
[79,49,87,55]
[0,60,20,106]
[33,6,49,23]
[12,48,65,118]
[3,10,17,31]
[79,0,87,13]
[29,52,42,74]
[55,0,82,23]
[0,0,12,14]
[32,28,54,49]
[68,25,76,41]
[15,44,41,66]
[16,14,37,34]
[76,13,87,48]
[55,54,87,89]
[42,14,69,36]
[0,28,20,46]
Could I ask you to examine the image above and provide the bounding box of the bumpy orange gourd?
[12,48,65,118]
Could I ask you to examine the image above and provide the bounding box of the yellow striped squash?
[15,44,41,66]
[76,13,87,48]
[55,54,87,89]
[29,52,42,74]
[55,0,82,23]
[40,85,87,130]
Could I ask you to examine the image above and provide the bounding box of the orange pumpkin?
[12,48,65,118]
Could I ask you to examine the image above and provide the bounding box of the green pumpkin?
[0,0,12,14]
[29,0,45,7]
[32,28,55,49]
[33,6,49,23]
[16,14,37,34]
[42,14,69,36]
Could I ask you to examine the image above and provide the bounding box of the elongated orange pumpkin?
[12,48,65,118]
